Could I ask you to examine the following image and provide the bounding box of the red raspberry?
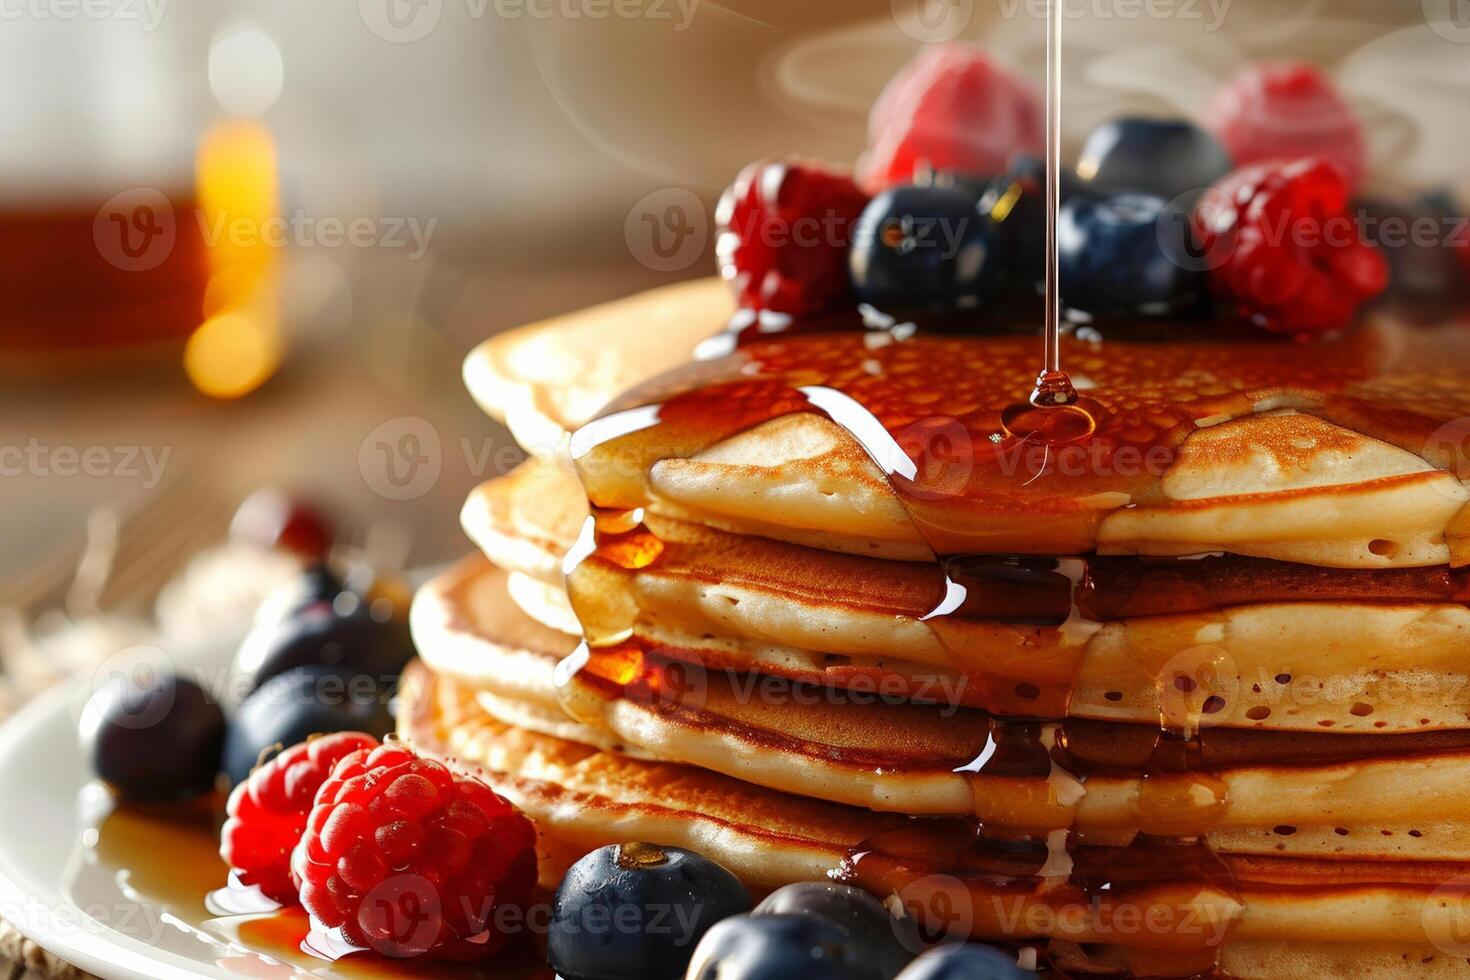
[290,742,537,961]
[220,731,380,904]
[1206,61,1367,192]
[715,160,869,315]
[1193,157,1388,337]
[856,43,1042,192]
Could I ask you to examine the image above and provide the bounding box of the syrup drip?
[999,0,1096,447]
[550,3,1470,968]
[554,319,1470,968]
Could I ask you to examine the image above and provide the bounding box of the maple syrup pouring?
[551,4,1470,966]
[1000,0,1097,448]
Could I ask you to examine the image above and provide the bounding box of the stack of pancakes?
[402,277,1470,978]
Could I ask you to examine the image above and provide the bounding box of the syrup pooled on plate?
[67,787,550,979]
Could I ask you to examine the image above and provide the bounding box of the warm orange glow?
[195,119,279,279]
[601,646,646,686]
[188,119,282,398]
[184,309,281,399]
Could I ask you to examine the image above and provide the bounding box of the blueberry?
[548,843,750,980]
[79,671,225,802]
[686,913,884,980]
[977,157,1125,295]
[1075,117,1232,203]
[1354,194,1466,299]
[221,666,393,785]
[254,563,348,627]
[1006,153,1109,201]
[1058,192,1205,317]
[894,943,1032,980]
[233,589,414,694]
[850,185,1001,311]
[755,882,916,978]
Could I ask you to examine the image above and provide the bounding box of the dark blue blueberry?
[548,843,751,980]
[894,943,1032,980]
[755,882,916,978]
[254,563,348,626]
[924,170,998,200]
[233,588,414,694]
[978,157,1125,295]
[1058,192,1205,317]
[221,665,393,785]
[978,172,1045,292]
[1354,194,1467,299]
[80,670,225,802]
[850,185,1001,311]
[686,913,885,980]
[1007,152,1109,201]
[1075,117,1232,203]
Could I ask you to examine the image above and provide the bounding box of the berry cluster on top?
[714,44,1450,339]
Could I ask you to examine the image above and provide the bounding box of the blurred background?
[1,0,1467,698]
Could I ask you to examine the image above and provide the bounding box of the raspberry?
[1206,61,1367,192]
[1193,157,1388,337]
[220,731,380,904]
[715,161,869,315]
[856,44,1042,192]
[290,742,537,961]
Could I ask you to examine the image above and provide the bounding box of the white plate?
[0,648,542,980]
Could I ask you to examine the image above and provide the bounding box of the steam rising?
[523,1,1469,196]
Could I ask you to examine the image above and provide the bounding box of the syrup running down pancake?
[407,277,1470,978]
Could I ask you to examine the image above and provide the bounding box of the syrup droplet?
[1000,398,1097,445]
[999,0,1101,448]
[616,841,670,869]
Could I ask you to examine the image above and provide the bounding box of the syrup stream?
[1038,0,1071,409]
[546,0,1470,967]
[1002,0,1095,443]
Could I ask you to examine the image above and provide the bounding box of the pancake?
[448,289,1470,978]
[584,406,1469,568]
[565,514,1470,730]
[570,316,1470,565]
[412,558,1470,859]
[465,465,1470,729]
[469,462,1470,612]
[462,278,732,454]
[399,664,1470,979]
